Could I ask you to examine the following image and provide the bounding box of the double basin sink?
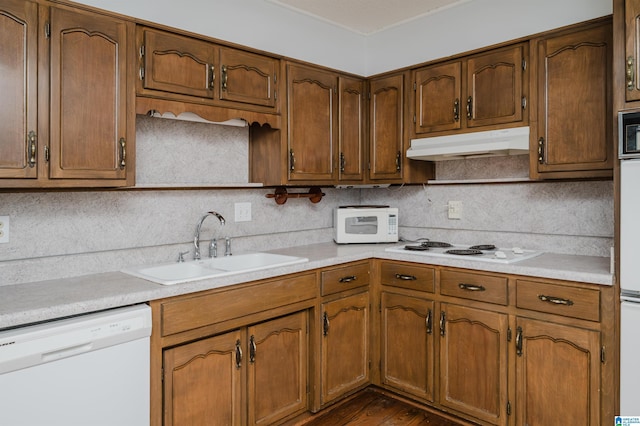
[122,252,309,285]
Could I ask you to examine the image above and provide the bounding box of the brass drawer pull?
[458,283,486,292]
[515,326,523,356]
[323,312,330,336]
[235,339,242,369]
[426,309,433,335]
[249,335,256,363]
[395,273,417,281]
[627,56,635,91]
[538,294,574,306]
[339,275,357,283]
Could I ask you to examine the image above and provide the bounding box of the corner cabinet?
[319,262,371,406]
[0,1,134,188]
[530,19,613,179]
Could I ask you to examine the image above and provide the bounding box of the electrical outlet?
[234,202,252,222]
[447,201,462,220]
[0,216,9,243]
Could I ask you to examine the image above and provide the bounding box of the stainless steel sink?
[121,252,308,285]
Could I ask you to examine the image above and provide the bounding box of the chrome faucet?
[194,211,225,260]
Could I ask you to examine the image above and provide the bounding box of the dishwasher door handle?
[41,342,93,362]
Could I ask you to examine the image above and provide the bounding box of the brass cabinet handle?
[235,339,242,369]
[466,96,473,119]
[515,326,523,356]
[249,335,256,363]
[339,152,345,173]
[27,131,37,168]
[208,65,215,90]
[537,137,545,164]
[323,312,330,336]
[439,311,446,336]
[538,294,574,306]
[119,138,126,169]
[339,275,357,283]
[395,151,401,172]
[453,98,460,122]
[289,149,295,171]
[458,283,486,292]
[222,65,228,91]
[628,56,636,91]
[395,273,417,281]
[426,309,433,335]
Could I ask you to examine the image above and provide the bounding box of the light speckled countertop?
[0,242,613,329]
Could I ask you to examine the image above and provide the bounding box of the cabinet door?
[533,22,613,178]
[439,303,508,425]
[49,7,128,180]
[0,0,38,179]
[414,62,462,134]
[247,311,308,426]
[140,27,216,99]
[321,291,370,405]
[338,76,366,182]
[219,47,278,108]
[369,73,404,181]
[466,44,525,128]
[626,0,640,102]
[287,63,337,182]
[381,291,435,402]
[163,330,243,426]
[515,317,601,426]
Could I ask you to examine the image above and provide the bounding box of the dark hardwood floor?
[293,388,478,426]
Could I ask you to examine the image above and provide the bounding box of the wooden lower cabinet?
[320,291,370,405]
[380,291,435,402]
[515,317,601,426]
[439,303,508,425]
[162,311,308,426]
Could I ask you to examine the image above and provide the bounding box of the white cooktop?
[385,243,544,264]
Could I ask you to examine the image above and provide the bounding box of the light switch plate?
[235,202,252,222]
[0,216,9,243]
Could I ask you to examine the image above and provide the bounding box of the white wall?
[72,0,611,75]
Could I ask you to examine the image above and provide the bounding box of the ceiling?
[265,0,473,35]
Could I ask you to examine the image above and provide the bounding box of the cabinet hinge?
[507,401,511,416]
[522,58,527,70]
[139,45,145,58]
[139,66,145,81]
[521,96,527,110]
[274,73,277,84]
[507,327,512,342]
[601,346,605,363]
[274,89,277,101]
[413,114,416,124]
[44,146,50,162]
[413,81,417,91]
[368,92,371,100]
[44,21,50,39]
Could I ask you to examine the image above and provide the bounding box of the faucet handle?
[177,251,190,263]
[225,237,232,256]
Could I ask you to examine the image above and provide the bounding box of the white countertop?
[0,242,613,329]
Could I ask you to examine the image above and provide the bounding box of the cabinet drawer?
[440,269,508,305]
[516,280,600,321]
[160,273,317,336]
[321,262,370,296]
[380,262,435,292]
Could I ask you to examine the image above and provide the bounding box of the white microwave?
[334,206,398,244]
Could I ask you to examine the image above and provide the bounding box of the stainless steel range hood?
[407,126,530,161]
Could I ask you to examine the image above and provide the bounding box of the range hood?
[407,126,530,161]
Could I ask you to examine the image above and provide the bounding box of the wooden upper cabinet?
[369,73,404,181]
[140,27,216,99]
[286,63,337,182]
[531,20,613,179]
[338,76,366,182]
[138,27,279,110]
[466,44,525,128]
[625,0,640,102]
[219,47,278,108]
[414,61,462,134]
[48,6,130,181]
[0,0,38,179]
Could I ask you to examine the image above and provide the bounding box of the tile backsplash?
[0,118,613,286]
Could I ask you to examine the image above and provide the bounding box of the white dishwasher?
[0,304,152,426]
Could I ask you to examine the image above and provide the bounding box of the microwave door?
[620,159,640,294]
